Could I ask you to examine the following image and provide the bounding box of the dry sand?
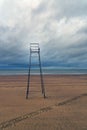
[0,75,87,130]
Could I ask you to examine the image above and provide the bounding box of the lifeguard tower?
[26,43,46,99]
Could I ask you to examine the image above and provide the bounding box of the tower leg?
[26,53,31,99]
[38,52,46,98]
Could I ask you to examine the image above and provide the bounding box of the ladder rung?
[31,51,39,53]
[30,43,39,45]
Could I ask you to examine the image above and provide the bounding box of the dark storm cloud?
[0,25,29,65]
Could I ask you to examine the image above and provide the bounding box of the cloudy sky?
[0,0,87,69]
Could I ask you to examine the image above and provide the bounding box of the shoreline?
[0,73,87,77]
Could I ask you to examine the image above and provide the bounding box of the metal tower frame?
[26,43,46,99]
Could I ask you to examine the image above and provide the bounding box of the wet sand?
[0,75,87,130]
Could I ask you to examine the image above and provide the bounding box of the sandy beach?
[0,75,87,130]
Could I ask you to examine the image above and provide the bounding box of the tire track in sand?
[0,93,87,130]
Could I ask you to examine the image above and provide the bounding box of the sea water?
[0,69,87,75]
